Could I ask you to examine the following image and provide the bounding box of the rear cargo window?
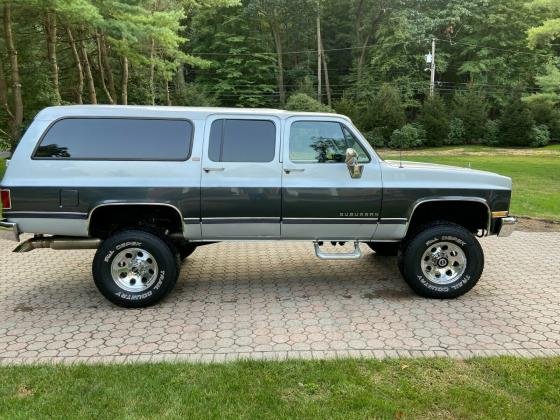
[208,119,276,162]
[34,118,193,160]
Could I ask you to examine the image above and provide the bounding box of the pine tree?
[499,90,535,146]
[418,95,449,147]
[452,90,488,144]
[365,84,406,141]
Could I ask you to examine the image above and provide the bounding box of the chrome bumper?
[498,217,517,237]
[0,219,19,242]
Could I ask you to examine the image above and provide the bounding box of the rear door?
[200,114,282,238]
[281,117,382,239]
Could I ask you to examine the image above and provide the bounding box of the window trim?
[287,120,371,164]
[208,118,277,163]
[31,116,195,162]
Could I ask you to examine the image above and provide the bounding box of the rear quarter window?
[33,118,193,161]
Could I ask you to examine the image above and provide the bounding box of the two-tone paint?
[0,105,513,243]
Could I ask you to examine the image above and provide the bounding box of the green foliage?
[531,124,551,147]
[418,95,449,147]
[388,123,426,149]
[452,90,488,144]
[499,91,536,146]
[172,83,218,107]
[526,98,560,140]
[364,84,406,140]
[363,128,386,148]
[446,118,466,145]
[482,120,500,146]
[285,93,334,113]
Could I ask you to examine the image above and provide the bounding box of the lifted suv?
[0,106,516,307]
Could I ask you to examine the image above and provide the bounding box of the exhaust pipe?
[13,236,101,253]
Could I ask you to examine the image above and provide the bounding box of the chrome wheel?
[110,248,159,292]
[420,241,466,285]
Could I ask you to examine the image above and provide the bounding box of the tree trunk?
[321,37,331,107]
[357,34,370,81]
[165,79,171,106]
[3,1,23,143]
[99,33,117,103]
[270,25,285,105]
[0,59,13,122]
[317,13,322,103]
[121,56,128,105]
[96,32,114,104]
[66,27,83,104]
[149,37,156,105]
[79,30,97,104]
[44,11,61,105]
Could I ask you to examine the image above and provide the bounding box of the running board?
[313,241,362,260]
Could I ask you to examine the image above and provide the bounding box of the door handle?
[284,168,305,174]
[203,167,225,173]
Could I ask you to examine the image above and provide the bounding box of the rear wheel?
[92,230,179,308]
[399,222,484,299]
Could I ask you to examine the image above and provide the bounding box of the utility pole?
[429,38,436,97]
[317,9,322,103]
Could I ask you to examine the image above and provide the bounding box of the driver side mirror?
[345,148,364,179]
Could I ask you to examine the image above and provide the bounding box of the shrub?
[526,99,560,141]
[363,128,386,148]
[482,120,500,146]
[530,124,550,147]
[172,83,218,107]
[499,90,535,146]
[452,90,488,143]
[364,84,406,140]
[418,94,449,147]
[446,118,465,145]
[334,96,361,123]
[285,93,334,113]
[388,123,425,149]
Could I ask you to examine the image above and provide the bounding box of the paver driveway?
[0,232,559,365]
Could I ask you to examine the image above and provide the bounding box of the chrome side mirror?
[345,148,363,179]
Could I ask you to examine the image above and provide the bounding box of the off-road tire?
[92,230,179,308]
[400,222,484,299]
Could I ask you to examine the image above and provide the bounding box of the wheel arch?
[404,197,491,237]
[88,202,185,238]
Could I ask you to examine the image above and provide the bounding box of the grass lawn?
[0,357,559,418]
[378,145,560,221]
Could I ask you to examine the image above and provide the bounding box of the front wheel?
[92,230,179,308]
[400,222,484,299]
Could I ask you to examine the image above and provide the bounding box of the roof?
[35,105,350,122]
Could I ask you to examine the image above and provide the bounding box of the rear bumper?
[0,219,19,242]
[497,216,517,237]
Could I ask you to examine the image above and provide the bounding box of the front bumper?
[497,216,517,237]
[0,219,19,242]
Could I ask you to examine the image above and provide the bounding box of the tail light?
[1,189,11,210]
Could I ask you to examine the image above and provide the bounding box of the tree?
[285,93,334,112]
[452,90,488,143]
[363,84,406,140]
[418,95,449,146]
[499,89,535,146]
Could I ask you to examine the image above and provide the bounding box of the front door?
[281,117,382,240]
[201,115,282,238]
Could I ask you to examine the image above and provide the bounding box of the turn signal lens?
[491,211,509,218]
[1,189,11,210]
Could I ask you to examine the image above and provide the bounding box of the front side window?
[208,119,276,163]
[289,121,370,163]
[34,118,193,160]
